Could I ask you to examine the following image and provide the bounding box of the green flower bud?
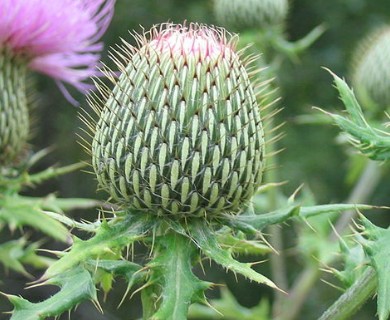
[90,23,266,218]
[352,26,390,110]
[214,0,289,31]
[0,49,29,165]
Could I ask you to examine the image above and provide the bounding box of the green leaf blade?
[190,220,278,290]
[9,266,97,320]
[148,232,211,320]
[359,216,390,320]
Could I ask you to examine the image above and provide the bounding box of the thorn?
[259,233,277,254]
[25,279,47,290]
[248,259,268,266]
[92,298,104,314]
[130,281,151,300]
[288,184,304,203]
[36,249,66,257]
[320,278,345,292]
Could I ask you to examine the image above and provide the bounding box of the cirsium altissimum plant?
[7,22,286,320]
[5,21,382,320]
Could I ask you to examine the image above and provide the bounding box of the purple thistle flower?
[0,0,115,103]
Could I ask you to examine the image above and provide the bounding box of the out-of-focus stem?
[246,37,288,314]
[331,160,382,240]
[262,76,288,316]
[266,123,288,314]
[269,223,288,315]
[277,160,382,320]
[318,268,376,320]
[274,266,321,320]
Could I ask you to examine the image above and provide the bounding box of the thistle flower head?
[0,0,115,97]
[214,0,289,31]
[89,23,266,218]
[352,26,390,110]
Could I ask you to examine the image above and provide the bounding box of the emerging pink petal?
[0,0,115,102]
[148,23,236,60]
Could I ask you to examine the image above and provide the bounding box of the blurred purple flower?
[0,0,115,103]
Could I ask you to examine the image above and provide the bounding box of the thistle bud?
[91,23,265,217]
[214,0,289,31]
[352,26,390,110]
[0,49,28,164]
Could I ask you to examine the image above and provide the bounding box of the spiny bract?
[214,0,289,31]
[352,26,390,109]
[0,49,28,165]
[90,23,266,218]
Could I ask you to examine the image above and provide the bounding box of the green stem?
[269,25,325,61]
[331,160,382,240]
[318,268,377,320]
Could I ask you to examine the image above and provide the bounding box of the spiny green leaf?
[147,232,211,320]
[297,213,339,265]
[26,162,86,186]
[10,194,99,216]
[0,162,86,191]
[328,68,366,126]
[0,239,29,275]
[0,239,52,275]
[299,203,377,219]
[44,214,152,279]
[86,259,146,298]
[9,266,97,320]
[223,205,300,234]
[188,287,270,320]
[297,204,377,265]
[217,230,271,255]
[359,215,390,320]
[321,70,390,160]
[332,240,367,288]
[86,259,144,278]
[44,211,100,233]
[0,194,69,241]
[223,202,375,236]
[26,194,100,213]
[190,220,278,290]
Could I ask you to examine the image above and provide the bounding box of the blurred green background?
[2,0,390,319]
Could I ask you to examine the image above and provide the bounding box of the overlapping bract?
[0,50,28,163]
[352,26,390,109]
[214,0,289,30]
[90,23,266,217]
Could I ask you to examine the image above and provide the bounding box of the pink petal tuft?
[0,0,115,104]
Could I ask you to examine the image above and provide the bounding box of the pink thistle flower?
[0,0,115,104]
[147,23,236,60]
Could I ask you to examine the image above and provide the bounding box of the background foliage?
[1,0,390,319]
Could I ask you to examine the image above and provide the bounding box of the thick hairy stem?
[0,49,28,165]
[278,160,382,320]
[318,268,376,320]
